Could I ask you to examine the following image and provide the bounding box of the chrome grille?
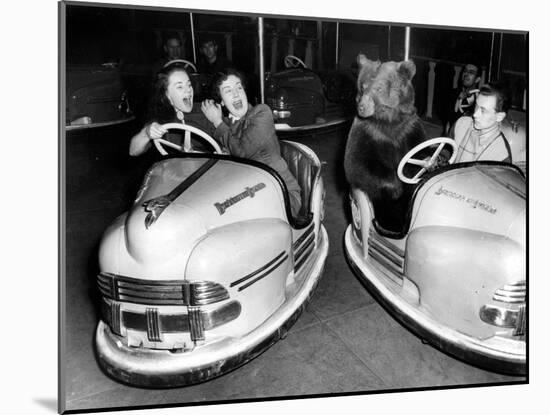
[493,281,526,304]
[97,272,229,306]
[367,228,404,281]
[514,304,526,336]
[293,224,315,272]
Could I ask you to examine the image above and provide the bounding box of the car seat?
[279,141,320,222]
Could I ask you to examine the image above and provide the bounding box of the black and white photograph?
[6,0,546,414]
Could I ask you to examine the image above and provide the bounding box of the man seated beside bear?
[451,82,512,163]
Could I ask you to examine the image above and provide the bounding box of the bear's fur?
[344,55,428,233]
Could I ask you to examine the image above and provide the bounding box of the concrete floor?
[61,119,524,413]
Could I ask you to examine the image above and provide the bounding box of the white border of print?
[8,0,544,414]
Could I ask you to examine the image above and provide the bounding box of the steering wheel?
[153,123,223,156]
[397,137,458,184]
[284,55,307,69]
[163,59,197,73]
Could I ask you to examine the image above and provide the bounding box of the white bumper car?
[345,138,526,375]
[95,124,328,387]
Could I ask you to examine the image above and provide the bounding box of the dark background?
[65,3,527,125]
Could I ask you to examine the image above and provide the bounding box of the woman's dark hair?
[146,62,191,123]
[210,68,247,104]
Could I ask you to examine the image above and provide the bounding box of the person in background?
[130,62,214,156]
[151,32,186,78]
[197,37,233,75]
[451,83,512,163]
[200,69,302,216]
[443,63,481,135]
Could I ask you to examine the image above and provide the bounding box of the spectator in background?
[151,32,186,77]
[443,63,481,135]
[451,83,512,163]
[197,37,233,75]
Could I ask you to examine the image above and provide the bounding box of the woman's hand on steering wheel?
[146,122,168,140]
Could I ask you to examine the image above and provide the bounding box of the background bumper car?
[265,55,355,132]
[66,63,134,131]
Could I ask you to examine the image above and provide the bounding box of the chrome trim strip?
[191,281,230,306]
[493,294,525,304]
[367,247,404,281]
[292,224,314,250]
[294,244,314,272]
[369,228,405,258]
[98,273,229,306]
[146,308,162,342]
[493,282,526,304]
[502,282,526,291]
[230,251,286,287]
[191,307,204,341]
[238,254,288,292]
[143,159,219,228]
[294,234,315,263]
[368,240,404,269]
[101,299,241,335]
[515,304,526,336]
[188,307,204,342]
[111,302,122,336]
[367,228,405,281]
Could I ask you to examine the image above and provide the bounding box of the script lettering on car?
[215,183,267,215]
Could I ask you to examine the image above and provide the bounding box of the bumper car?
[344,137,526,375]
[66,63,134,130]
[265,55,355,132]
[95,124,328,387]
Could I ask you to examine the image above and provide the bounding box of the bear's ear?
[398,60,416,80]
[357,53,381,70]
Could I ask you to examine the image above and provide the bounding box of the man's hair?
[479,82,510,113]
[463,63,481,76]
[199,36,217,48]
[163,32,182,46]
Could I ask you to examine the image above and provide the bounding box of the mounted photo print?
[59,0,528,413]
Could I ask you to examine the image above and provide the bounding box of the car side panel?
[186,218,293,335]
[406,225,525,339]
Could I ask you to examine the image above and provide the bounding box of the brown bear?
[344,55,428,233]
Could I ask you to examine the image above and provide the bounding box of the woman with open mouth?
[201,68,302,216]
[129,61,214,156]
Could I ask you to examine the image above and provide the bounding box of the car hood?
[410,164,526,247]
[123,157,287,266]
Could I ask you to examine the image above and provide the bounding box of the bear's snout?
[357,94,375,118]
